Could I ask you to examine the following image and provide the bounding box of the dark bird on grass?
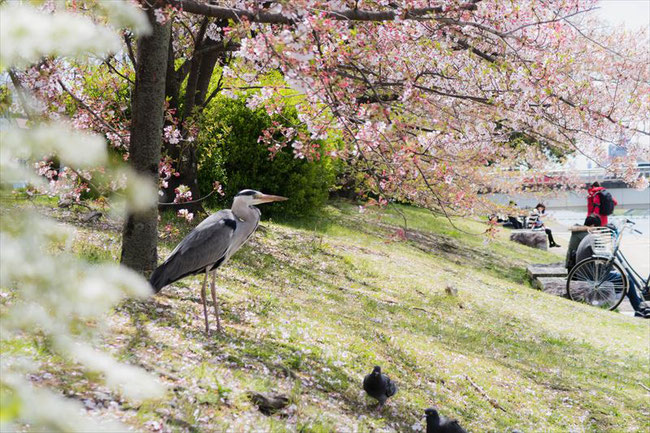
[149,190,287,335]
[425,408,467,433]
[363,366,397,409]
[247,391,290,415]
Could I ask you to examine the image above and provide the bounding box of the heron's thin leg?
[200,270,210,335]
[210,270,222,333]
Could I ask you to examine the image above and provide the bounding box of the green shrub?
[197,96,337,218]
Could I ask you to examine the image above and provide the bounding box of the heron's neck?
[231,199,258,221]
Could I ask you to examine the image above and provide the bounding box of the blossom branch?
[165,0,481,23]
[56,79,127,139]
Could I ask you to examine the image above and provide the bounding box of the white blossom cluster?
[0,5,118,69]
[0,2,162,431]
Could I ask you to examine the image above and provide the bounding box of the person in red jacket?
[587,181,617,226]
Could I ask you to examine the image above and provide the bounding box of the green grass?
[2,198,649,432]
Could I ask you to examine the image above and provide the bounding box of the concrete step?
[526,263,567,279]
[534,277,567,297]
[527,263,638,317]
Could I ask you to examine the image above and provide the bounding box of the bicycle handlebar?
[608,219,635,253]
[616,219,642,238]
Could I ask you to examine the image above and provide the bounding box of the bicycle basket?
[589,227,615,255]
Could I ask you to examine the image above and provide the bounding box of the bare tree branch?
[104,57,134,84]
[503,7,598,36]
[166,0,480,23]
[123,32,137,68]
[57,79,126,138]
[194,41,240,56]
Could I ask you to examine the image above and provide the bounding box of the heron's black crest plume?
[235,189,257,197]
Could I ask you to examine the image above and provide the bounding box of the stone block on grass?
[510,230,547,250]
[534,277,568,297]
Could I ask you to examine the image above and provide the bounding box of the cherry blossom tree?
[117,0,643,270]
[9,1,647,271]
[140,1,648,214]
[177,0,648,209]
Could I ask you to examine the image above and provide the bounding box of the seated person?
[565,214,601,270]
[507,216,524,229]
[575,228,649,318]
[575,232,597,263]
[529,203,561,248]
[506,201,524,229]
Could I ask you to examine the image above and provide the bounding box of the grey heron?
[150,189,287,334]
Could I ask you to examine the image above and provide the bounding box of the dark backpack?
[598,190,615,215]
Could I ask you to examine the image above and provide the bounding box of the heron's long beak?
[256,193,288,203]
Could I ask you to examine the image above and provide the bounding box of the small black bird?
[247,391,289,415]
[363,366,397,409]
[425,408,467,433]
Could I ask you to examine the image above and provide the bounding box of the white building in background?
[608,143,628,159]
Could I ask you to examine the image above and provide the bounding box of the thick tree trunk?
[165,38,182,111]
[195,35,223,105]
[120,11,172,274]
[159,19,209,213]
[158,18,230,213]
[161,33,224,214]
[161,143,203,213]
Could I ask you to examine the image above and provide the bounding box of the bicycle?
[566,219,649,311]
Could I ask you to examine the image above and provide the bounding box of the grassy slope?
[3,199,649,432]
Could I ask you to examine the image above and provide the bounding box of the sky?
[596,0,650,30]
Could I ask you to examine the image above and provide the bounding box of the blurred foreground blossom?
[0,5,121,69]
[0,1,163,431]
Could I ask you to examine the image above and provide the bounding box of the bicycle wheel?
[566,257,628,310]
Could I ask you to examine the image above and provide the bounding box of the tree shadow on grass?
[121,213,644,431]
[126,249,428,429]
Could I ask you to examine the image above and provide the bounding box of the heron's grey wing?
[150,210,236,291]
